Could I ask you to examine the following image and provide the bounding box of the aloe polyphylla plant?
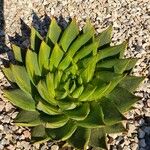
[2,17,144,150]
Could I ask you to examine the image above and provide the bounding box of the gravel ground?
[0,0,150,150]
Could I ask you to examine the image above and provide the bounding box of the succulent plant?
[2,18,144,150]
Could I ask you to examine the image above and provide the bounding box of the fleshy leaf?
[58,21,94,71]
[105,122,127,134]
[30,26,43,52]
[41,113,69,128]
[2,67,15,82]
[60,18,79,52]
[46,120,77,141]
[14,110,41,126]
[78,102,105,128]
[68,127,91,150]
[49,44,64,71]
[37,101,61,115]
[11,65,31,94]
[95,25,112,47]
[12,44,22,62]
[89,128,107,150]
[46,18,61,44]
[100,98,126,125]
[106,87,140,112]
[26,49,41,84]
[119,76,145,93]
[97,42,127,62]
[37,80,57,105]
[4,89,35,111]
[64,103,90,121]
[38,41,51,73]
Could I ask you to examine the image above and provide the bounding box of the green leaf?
[64,103,90,121]
[30,27,43,52]
[60,18,79,52]
[11,65,31,94]
[97,42,127,62]
[31,125,46,137]
[57,98,78,110]
[38,41,51,73]
[49,44,64,71]
[26,49,41,84]
[31,125,51,144]
[68,127,91,150]
[2,67,15,82]
[46,120,77,141]
[78,102,105,128]
[100,98,126,125]
[12,44,22,62]
[79,84,97,101]
[105,122,127,134]
[14,110,41,126]
[119,76,145,93]
[81,56,97,83]
[74,42,98,63]
[95,25,112,47]
[46,18,61,44]
[71,85,84,98]
[41,113,69,128]
[89,128,107,150]
[37,101,61,115]
[58,21,94,71]
[4,89,35,111]
[54,70,63,89]
[37,80,57,105]
[106,87,140,113]
[46,72,55,97]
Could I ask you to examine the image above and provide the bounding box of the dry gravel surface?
[0,0,150,150]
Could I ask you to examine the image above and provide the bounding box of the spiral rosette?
[2,18,144,150]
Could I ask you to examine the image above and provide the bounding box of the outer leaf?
[14,110,41,126]
[31,125,51,144]
[49,44,64,71]
[105,122,127,134]
[95,25,112,47]
[4,89,35,111]
[46,120,77,141]
[30,26,43,52]
[46,18,61,44]
[11,65,31,94]
[37,80,57,105]
[89,128,107,150]
[41,113,69,128]
[12,44,22,62]
[60,18,79,52]
[38,41,51,73]
[37,101,61,115]
[100,98,126,125]
[106,87,140,112]
[31,125,46,137]
[78,102,105,128]
[97,42,127,62]
[68,127,91,150]
[74,42,98,63]
[64,103,90,121]
[119,76,145,93]
[58,21,94,70]
[2,67,15,82]
[26,49,41,84]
